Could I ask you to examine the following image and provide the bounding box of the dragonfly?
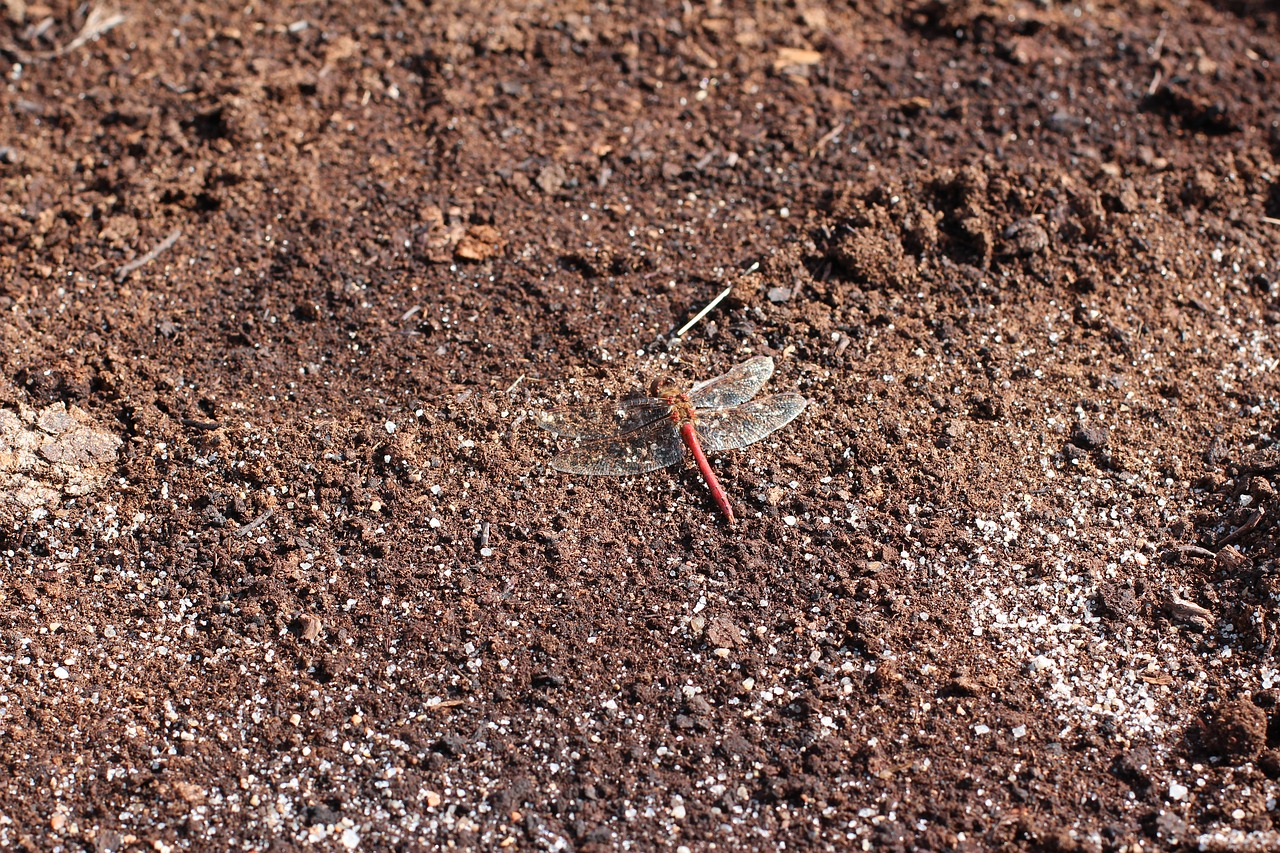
[537,355,806,524]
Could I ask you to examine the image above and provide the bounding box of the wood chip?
[1165,592,1214,631]
[774,47,822,71]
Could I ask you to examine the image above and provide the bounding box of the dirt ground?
[2,0,1280,849]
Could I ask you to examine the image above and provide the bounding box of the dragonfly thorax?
[650,377,698,422]
[664,396,697,425]
[650,379,701,417]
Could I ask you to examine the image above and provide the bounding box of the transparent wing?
[550,419,687,475]
[695,393,807,452]
[687,355,775,409]
[537,397,670,440]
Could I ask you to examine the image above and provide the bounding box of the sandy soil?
[3,0,1280,850]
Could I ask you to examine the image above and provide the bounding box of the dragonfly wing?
[551,419,686,475]
[537,397,669,440]
[687,355,776,408]
[695,393,807,452]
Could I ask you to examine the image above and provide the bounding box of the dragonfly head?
[649,375,681,399]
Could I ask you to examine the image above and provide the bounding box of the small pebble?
[384,421,396,434]
[480,547,493,557]
[783,515,797,526]
[298,614,323,642]
[341,828,360,849]
[1169,781,1189,801]
[54,666,70,680]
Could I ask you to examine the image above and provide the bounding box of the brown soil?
[3,0,1280,850]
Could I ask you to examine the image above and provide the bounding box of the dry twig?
[1216,508,1263,548]
[1145,27,1167,96]
[4,6,125,62]
[809,123,845,159]
[115,228,182,282]
[1160,544,1217,562]
[675,262,759,338]
[234,509,275,538]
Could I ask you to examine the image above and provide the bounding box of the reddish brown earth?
[3,0,1280,850]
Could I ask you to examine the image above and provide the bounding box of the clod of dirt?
[1144,84,1240,135]
[830,228,916,289]
[943,675,985,697]
[1038,825,1102,853]
[929,165,995,266]
[0,401,121,522]
[1180,169,1221,209]
[869,659,904,694]
[968,393,1005,421]
[536,163,567,194]
[305,803,340,828]
[1093,582,1137,621]
[1070,425,1110,450]
[1143,810,1189,845]
[1002,219,1050,256]
[456,224,504,261]
[1247,476,1276,503]
[1259,749,1280,780]
[1103,181,1141,214]
[1112,745,1155,791]
[433,732,468,757]
[93,829,126,853]
[419,221,466,262]
[705,616,741,648]
[1202,699,1268,760]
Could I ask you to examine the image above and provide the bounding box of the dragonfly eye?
[650,376,679,397]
